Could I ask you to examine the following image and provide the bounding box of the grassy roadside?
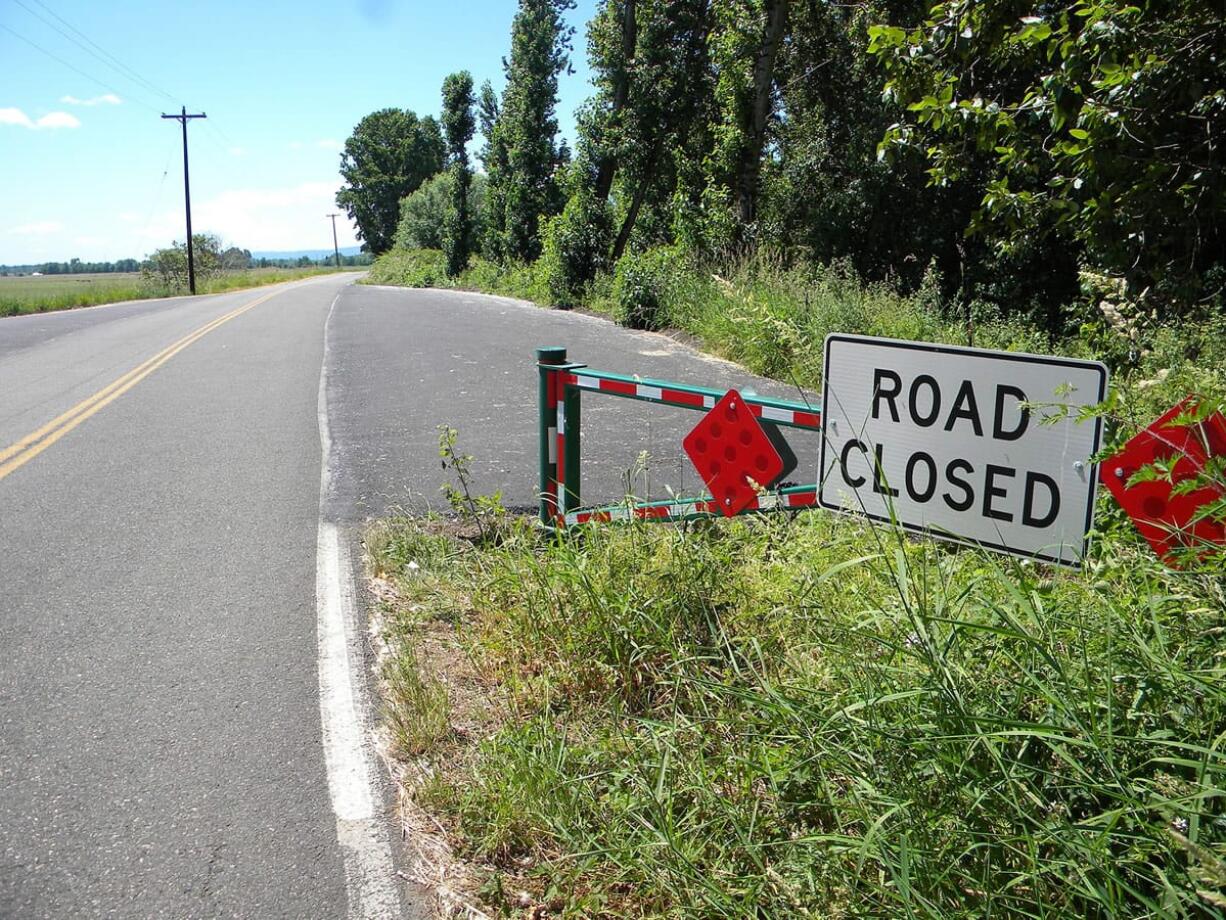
[0,266,362,317]
[365,247,1226,916]
[369,510,1225,918]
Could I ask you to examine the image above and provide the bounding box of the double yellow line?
[0,289,278,483]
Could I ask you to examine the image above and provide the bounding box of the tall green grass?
[372,510,1225,918]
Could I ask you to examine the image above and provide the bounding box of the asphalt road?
[0,274,817,918]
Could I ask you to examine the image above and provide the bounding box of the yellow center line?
[0,288,281,482]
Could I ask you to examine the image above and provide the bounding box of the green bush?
[395,172,487,253]
[611,246,685,330]
[539,188,614,308]
[365,249,448,288]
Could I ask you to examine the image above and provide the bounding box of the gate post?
[536,347,567,526]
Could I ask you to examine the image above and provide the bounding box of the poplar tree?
[440,71,477,276]
[485,0,576,263]
[578,0,713,259]
[705,0,789,245]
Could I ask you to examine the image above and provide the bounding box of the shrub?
[396,173,487,253]
[539,188,614,308]
[141,233,223,291]
[366,249,448,288]
[611,245,684,330]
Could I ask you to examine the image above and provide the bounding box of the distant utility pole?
[161,106,207,293]
[326,213,341,267]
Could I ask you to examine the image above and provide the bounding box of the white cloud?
[287,140,303,150]
[228,146,246,157]
[61,93,122,106]
[36,111,81,129]
[136,181,359,252]
[10,220,63,236]
[0,107,81,129]
[0,108,34,127]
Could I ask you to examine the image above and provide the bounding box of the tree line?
[335,0,1225,331]
[1,258,142,276]
[3,244,370,282]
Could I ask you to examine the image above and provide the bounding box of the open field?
[0,267,363,317]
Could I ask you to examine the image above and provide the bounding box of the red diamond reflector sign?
[1101,398,1226,564]
[683,389,784,516]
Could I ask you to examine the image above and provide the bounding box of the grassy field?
[365,248,1226,918]
[0,266,361,317]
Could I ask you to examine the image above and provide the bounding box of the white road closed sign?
[819,334,1109,566]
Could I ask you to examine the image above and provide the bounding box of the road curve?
[0,276,814,918]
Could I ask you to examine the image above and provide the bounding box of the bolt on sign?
[819,334,1109,566]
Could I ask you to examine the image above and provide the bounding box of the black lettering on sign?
[944,379,984,436]
[872,442,898,497]
[872,369,901,422]
[905,451,937,503]
[943,459,975,511]
[839,439,867,488]
[908,374,941,427]
[994,385,1030,441]
[1023,471,1061,527]
[983,464,1015,521]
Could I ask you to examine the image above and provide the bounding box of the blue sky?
[1,0,598,263]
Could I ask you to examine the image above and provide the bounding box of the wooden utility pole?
[161,106,207,293]
[326,213,341,267]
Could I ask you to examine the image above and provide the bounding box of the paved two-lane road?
[0,274,814,918]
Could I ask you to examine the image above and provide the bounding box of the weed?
[382,648,450,758]
[437,425,506,544]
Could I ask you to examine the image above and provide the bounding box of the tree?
[484,0,576,262]
[336,109,445,255]
[396,171,488,251]
[220,246,252,270]
[702,0,789,246]
[141,234,222,291]
[440,71,477,276]
[477,79,509,260]
[870,0,1226,313]
[586,0,637,203]
[576,0,714,260]
[757,0,965,289]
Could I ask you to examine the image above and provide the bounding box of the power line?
[139,135,179,245]
[205,118,239,151]
[18,0,180,105]
[0,22,160,114]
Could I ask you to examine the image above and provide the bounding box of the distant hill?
[250,246,363,260]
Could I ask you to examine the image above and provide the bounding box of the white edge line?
[316,291,401,919]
